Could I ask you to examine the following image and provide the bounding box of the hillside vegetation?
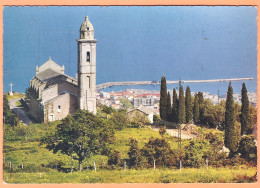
[3,119,257,183]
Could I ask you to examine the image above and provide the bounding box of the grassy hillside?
[3,121,257,183]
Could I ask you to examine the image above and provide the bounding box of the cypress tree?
[178,85,186,124]
[240,83,249,135]
[193,93,200,124]
[172,88,178,123]
[160,76,167,120]
[166,92,172,121]
[185,86,193,123]
[197,92,204,124]
[224,82,240,154]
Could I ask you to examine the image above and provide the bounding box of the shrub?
[183,140,211,168]
[108,150,121,166]
[238,135,257,163]
[159,126,166,137]
[47,160,65,170]
[142,138,177,168]
[128,139,146,169]
[14,125,37,140]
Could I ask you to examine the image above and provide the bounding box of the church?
[28,16,97,122]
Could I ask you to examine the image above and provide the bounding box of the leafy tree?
[25,87,30,99]
[178,85,185,124]
[110,110,130,130]
[238,135,257,163]
[160,76,167,120]
[159,126,167,137]
[193,93,200,124]
[247,105,257,134]
[3,94,10,113]
[171,88,178,123]
[108,150,121,166]
[130,111,150,128]
[166,92,172,121]
[200,99,215,127]
[40,110,115,172]
[153,114,160,123]
[141,138,176,167]
[240,83,249,135]
[185,86,193,123]
[102,105,115,115]
[213,100,226,130]
[224,82,240,155]
[128,139,145,168]
[3,94,20,127]
[120,98,133,110]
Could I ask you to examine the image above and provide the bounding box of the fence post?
[180,160,182,172]
[153,160,156,170]
[206,158,208,169]
[103,159,105,169]
[71,157,73,173]
[86,161,88,170]
[40,173,42,177]
[21,164,23,169]
[124,161,126,171]
[94,161,96,172]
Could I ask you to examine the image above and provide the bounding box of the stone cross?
[9,82,14,96]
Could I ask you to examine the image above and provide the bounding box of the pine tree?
[166,92,172,121]
[185,86,193,123]
[193,93,200,124]
[160,76,168,120]
[172,88,178,123]
[178,85,186,124]
[224,82,240,154]
[240,83,249,135]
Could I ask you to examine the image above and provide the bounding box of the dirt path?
[152,127,195,139]
[9,98,32,125]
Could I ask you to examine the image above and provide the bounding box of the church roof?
[80,16,94,31]
[37,57,65,74]
[128,107,154,116]
[36,68,62,81]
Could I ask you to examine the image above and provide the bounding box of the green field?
[3,121,257,183]
[4,167,257,183]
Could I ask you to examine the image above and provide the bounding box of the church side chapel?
[28,16,97,122]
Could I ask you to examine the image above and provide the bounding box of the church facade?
[28,16,97,122]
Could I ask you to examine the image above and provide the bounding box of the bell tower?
[77,16,97,114]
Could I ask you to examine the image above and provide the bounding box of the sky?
[3,6,257,95]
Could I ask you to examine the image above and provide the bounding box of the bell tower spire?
[77,16,97,114]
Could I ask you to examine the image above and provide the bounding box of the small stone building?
[127,107,154,124]
[28,58,78,122]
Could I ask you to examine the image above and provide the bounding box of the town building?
[127,106,155,124]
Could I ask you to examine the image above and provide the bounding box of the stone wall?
[41,82,78,103]
[28,95,44,122]
[44,93,78,122]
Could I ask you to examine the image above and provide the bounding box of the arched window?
[86,51,90,62]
